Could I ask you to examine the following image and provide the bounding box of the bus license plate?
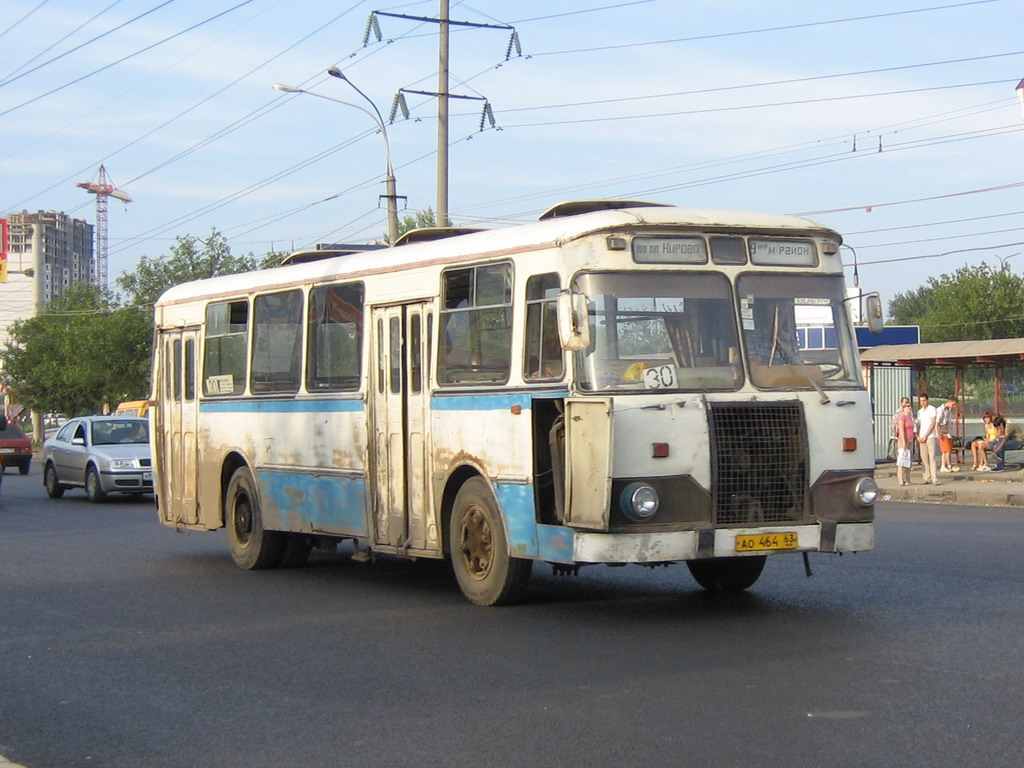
[735,532,798,552]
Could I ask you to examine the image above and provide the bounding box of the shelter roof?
[860,338,1024,365]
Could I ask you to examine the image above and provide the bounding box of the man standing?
[936,395,959,472]
[916,394,940,485]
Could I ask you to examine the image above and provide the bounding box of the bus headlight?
[853,477,878,507]
[620,482,659,521]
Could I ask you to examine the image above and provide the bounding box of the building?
[0,210,95,351]
[1,211,94,424]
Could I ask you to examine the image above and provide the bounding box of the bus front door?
[157,329,200,526]
[370,303,433,553]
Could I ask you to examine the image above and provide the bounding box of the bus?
[151,200,883,605]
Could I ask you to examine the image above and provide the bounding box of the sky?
[2,0,1023,310]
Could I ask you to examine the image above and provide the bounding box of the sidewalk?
[876,461,1024,507]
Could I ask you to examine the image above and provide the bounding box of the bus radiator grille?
[708,402,809,526]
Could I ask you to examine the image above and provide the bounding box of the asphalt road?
[1,467,1022,768]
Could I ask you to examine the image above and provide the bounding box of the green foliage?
[888,264,1024,342]
[0,284,151,416]
[384,208,437,243]
[116,229,260,307]
[1,228,280,417]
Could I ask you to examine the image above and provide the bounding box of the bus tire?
[85,465,107,503]
[225,466,284,570]
[686,556,766,593]
[449,477,532,606]
[44,462,65,498]
[278,534,312,568]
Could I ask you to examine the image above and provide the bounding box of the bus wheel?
[449,477,532,606]
[44,463,65,498]
[278,534,312,568]
[225,467,284,570]
[686,556,766,593]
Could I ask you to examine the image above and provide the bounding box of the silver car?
[42,416,153,502]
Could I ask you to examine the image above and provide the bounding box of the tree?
[888,264,1024,342]
[0,229,279,418]
[117,229,261,307]
[0,284,151,416]
[384,208,437,243]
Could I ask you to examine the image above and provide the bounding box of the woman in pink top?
[896,402,916,486]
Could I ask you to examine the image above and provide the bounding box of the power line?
[0,0,257,119]
[525,0,1003,57]
[498,79,1013,130]
[795,180,1024,217]
[0,0,51,43]
[0,0,172,88]
[496,50,1024,115]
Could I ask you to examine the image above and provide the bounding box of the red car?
[0,423,33,475]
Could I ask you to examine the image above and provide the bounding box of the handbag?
[897,448,912,468]
[887,437,899,461]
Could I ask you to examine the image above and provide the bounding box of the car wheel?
[44,463,66,498]
[449,477,532,606]
[225,466,284,569]
[85,465,107,503]
[19,462,30,476]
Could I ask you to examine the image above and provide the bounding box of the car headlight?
[853,477,878,507]
[620,482,659,521]
[107,458,139,470]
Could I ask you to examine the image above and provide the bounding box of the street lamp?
[272,79,401,244]
[996,252,1021,271]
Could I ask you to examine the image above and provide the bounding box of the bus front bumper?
[559,522,873,564]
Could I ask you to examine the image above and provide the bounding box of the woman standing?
[896,401,916,486]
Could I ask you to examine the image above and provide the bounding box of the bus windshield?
[575,272,743,392]
[737,273,860,389]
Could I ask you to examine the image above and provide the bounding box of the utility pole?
[366,4,518,229]
[437,0,450,227]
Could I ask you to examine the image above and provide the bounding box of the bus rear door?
[157,329,200,526]
[370,303,433,552]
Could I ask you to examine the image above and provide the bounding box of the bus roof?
[155,204,839,307]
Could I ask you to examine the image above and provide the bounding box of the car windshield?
[0,426,27,440]
[91,420,149,445]
[736,273,861,389]
[574,272,743,392]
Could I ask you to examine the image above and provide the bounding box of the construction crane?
[77,165,131,290]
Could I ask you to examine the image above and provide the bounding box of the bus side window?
[173,339,182,401]
[184,338,195,401]
[204,300,249,396]
[251,290,303,394]
[524,273,562,380]
[439,263,513,384]
[410,312,422,394]
[307,283,364,392]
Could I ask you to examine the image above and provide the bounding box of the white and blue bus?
[152,200,882,605]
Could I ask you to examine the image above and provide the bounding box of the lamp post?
[272,80,401,244]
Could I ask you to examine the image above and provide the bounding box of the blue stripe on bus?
[494,482,539,557]
[431,392,567,411]
[537,524,575,564]
[256,471,369,536]
[200,399,365,414]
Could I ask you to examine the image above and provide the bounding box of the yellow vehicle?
[114,400,151,418]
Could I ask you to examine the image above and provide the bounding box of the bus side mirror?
[557,291,591,351]
[864,292,884,334]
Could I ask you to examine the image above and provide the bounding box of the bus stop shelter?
[861,338,1024,460]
